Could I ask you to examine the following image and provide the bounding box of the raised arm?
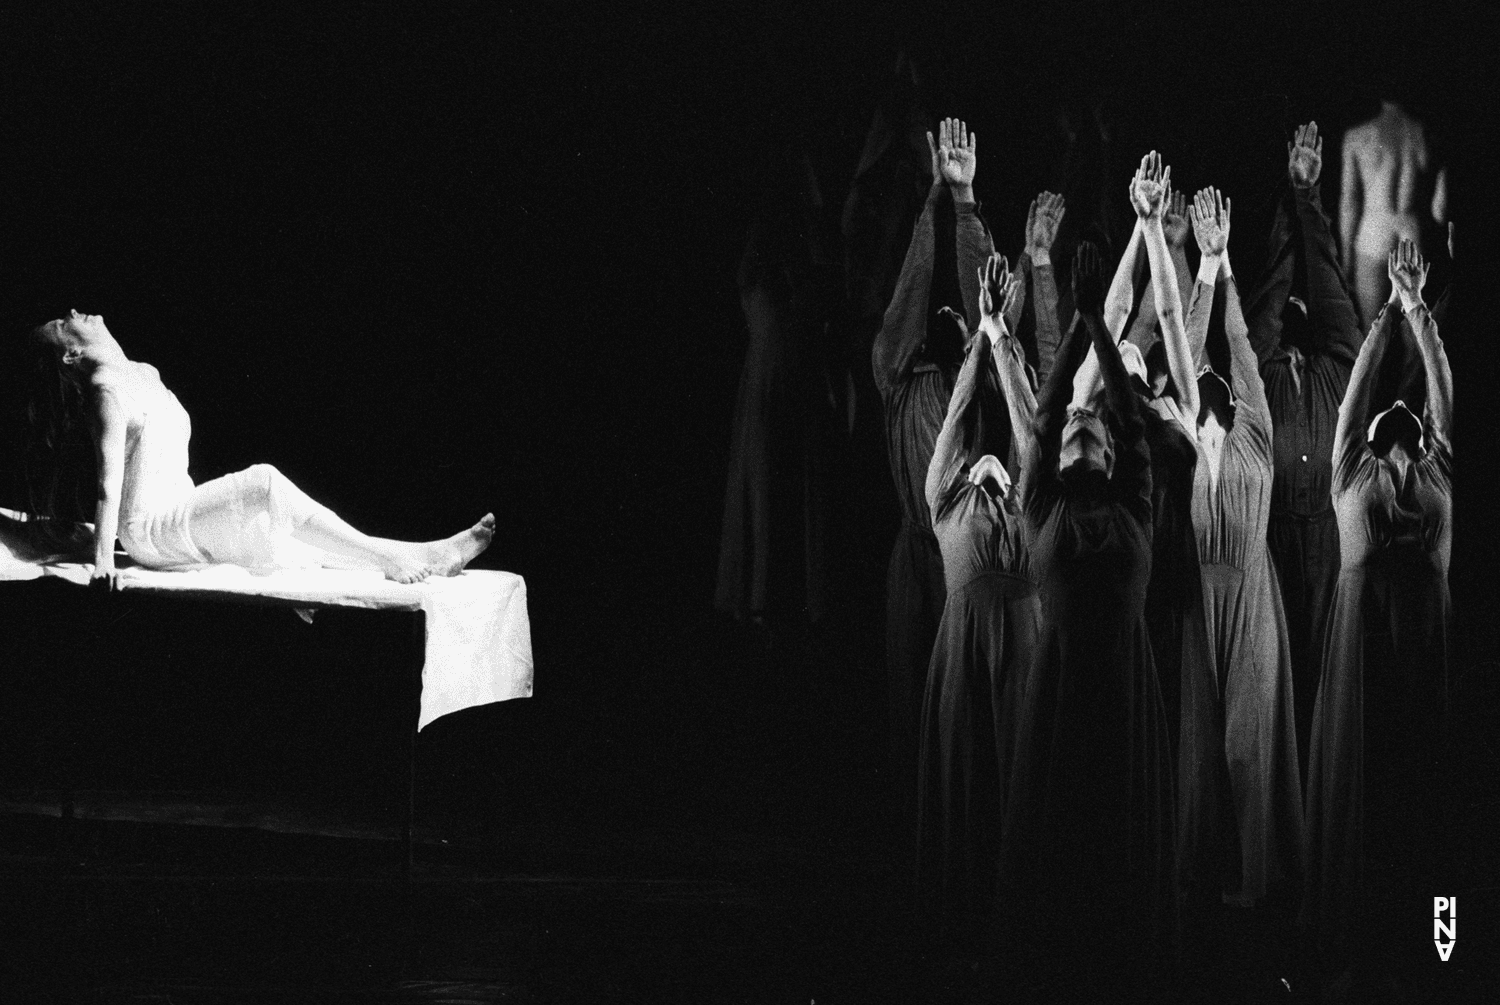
[1185,187,1226,370]
[933,118,995,329]
[1289,122,1363,364]
[871,176,945,400]
[1030,260,1097,493]
[1222,265,1271,445]
[977,254,1038,477]
[1105,216,1146,338]
[1334,281,1400,488]
[1163,189,1195,314]
[1390,239,1452,449]
[88,388,128,588]
[1024,191,1066,388]
[926,300,995,515]
[1136,159,1199,420]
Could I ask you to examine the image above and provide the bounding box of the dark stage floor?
[3,557,1498,1003]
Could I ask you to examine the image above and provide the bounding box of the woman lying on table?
[19,310,493,587]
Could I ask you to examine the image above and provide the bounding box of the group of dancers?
[872,117,1454,987]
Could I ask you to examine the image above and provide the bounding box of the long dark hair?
[12,323,97,554]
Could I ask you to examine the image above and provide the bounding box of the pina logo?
[1434,897,1457,961]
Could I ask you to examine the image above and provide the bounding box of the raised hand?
[977,253,1018,340]
[1162,189,1190,247]
[1026,191,1066,259]
[1072,241,1104,315]
[1190,187,1231,258]
[1129,151,1171,220]
[928,117,978,192]
[1387,238,1428,307]
[1288,121,1323,188]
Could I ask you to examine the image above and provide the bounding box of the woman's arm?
[976,255,1039,478]
[1144,183,1202,421]
[1030,270,1095,498]
[1105,216,1146,338]
[88,389,128,586]
[872,179,945,400]
[1334,292,1398,491]
[1223,270,1272,446]
[926,315,992,516]
[1389,240,1453,450]
[1024,192,1067,387]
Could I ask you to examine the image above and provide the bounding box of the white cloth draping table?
[0,535,533,730]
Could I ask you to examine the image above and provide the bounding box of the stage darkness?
[1,4,1497,1000]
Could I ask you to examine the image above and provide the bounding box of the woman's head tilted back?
[1197,368,1235,433]
[1369,400,1423,465]
[13,311,105,550]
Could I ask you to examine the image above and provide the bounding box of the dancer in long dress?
[1175,188,1304,908]
[714,151,838,623]
[1302,239,1454,985]
[873,118,994,859]
[1241,123,1366,785]
[915,255,1040,934]
[1101,169,1204,761]
[19,312,493,586]
[999,230,1175,987]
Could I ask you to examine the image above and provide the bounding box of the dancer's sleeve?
[956,196,996,333]
[1293,182,1363,366]
[1406,302,1453,461]
[926,327,990,516]
[872,182,945,401]
[993,328,1040,482]
[1333,302,1398,491]
[1223,275,1272,453]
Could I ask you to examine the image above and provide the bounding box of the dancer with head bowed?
[19,311,493,586]
[914,254,1041,944]
[1098,153,1210,762]
[998,235,1176,989]
[1302,239,1454,987]
[871,118,995,866]
[1174,187,1304,912]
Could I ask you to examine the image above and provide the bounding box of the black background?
[2,0,1497,937]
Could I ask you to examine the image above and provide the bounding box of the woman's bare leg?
[292,507,495,583]
[187,464,493,583]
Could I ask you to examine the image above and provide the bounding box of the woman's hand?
[1162,190,1191,248]
[1190,187,1231,258]
[1288,121,1322,189]
[89,555,121,593]
[967,453,1012,497]
[1129,151,1171,220]
[1072,241,1105,315]
[1025,191,1066,261]
[977,253,1018,342]
[1388,238,1428,310]
[927,117,977,196]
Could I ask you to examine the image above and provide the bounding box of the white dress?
[99,370,322,571]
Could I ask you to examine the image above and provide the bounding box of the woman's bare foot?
[381,514,495,585]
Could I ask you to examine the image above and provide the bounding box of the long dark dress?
[715,226,835,622]
[999,305,1176,972]
[1301,300,1453,965]
[1120,242,1201,761]
[1176,271,1303,905]
[1242,181,1365,783]
[915,329,1040,924]
[873,181,994,852]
